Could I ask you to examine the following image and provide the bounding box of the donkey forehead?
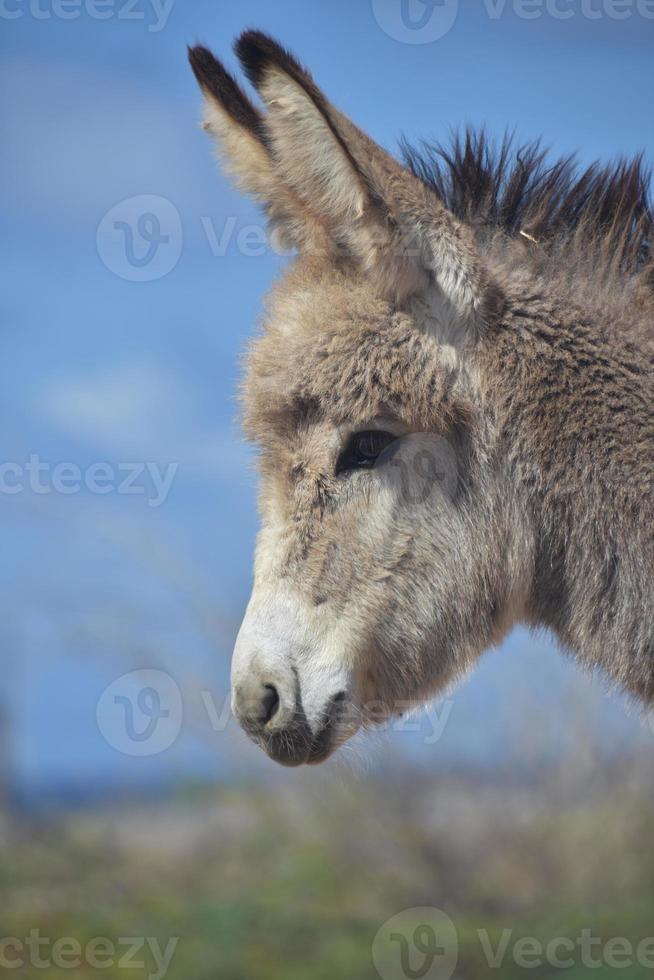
[242,265,455,442]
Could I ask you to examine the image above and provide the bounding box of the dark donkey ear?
[188,44,330,254]
[235,30,501,341]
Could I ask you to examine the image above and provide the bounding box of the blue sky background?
[2,0,653,802]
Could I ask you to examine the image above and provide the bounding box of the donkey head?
[190,33,529,765]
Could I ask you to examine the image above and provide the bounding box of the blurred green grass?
[1,761,653,979]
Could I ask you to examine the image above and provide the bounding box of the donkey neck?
[483,293,654,700]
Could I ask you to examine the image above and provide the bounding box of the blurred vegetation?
[1,757,653,980]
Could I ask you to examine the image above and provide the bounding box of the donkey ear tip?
[235,29,303,89]
[234,28,275,55]
[188,41,265,138]
[234,29,272,86]
[187,43,219,83]
[187,44,232,100]
[187,43,211,63]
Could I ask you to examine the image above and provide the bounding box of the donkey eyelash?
[335,430,397,476]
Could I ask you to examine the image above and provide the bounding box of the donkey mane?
[403,131,654,302]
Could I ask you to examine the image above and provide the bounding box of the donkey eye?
[336,430,397,475]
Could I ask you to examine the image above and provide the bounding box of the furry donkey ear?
[188,44,327,253]
[235,31,501,339]
[188,45,272,200]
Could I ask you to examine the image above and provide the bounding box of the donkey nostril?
[261,684,280,725]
